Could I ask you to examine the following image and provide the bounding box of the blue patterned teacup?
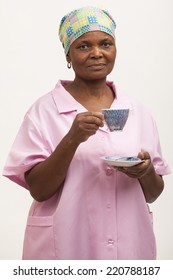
[101,108,129,131]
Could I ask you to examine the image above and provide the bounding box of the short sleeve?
[2,113,51,189]
[150,117,170,176]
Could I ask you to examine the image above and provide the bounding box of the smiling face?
[66,31,116,82]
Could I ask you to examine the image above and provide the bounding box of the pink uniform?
[3,80,170,259]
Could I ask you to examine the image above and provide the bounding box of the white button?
[107,239,114,245]
[107,204,111,209]
[106,167,113,176]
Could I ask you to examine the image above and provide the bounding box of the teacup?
[101,108,129,131]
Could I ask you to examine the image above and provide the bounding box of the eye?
[78,44,89,50]
[102,41,112,48]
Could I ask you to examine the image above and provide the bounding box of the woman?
[3,6,170,259]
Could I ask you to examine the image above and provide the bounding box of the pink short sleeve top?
[3,80,170,260]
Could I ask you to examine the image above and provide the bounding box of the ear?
[66,53,71,63]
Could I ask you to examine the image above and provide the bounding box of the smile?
[88,64,106,70]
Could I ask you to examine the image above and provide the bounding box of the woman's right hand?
[67,111,104,144]
[25,111,104,201]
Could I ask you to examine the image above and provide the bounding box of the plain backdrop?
[0,0,172,259]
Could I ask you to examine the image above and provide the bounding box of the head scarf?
[59,6,116,54]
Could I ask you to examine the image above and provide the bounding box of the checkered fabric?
[59,6,116,54]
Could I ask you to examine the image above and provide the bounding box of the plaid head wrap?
[59,6,116,54]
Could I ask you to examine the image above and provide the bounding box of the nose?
[90,46,103,58]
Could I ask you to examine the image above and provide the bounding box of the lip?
[88,63,106,70]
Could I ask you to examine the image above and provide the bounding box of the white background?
[0,0,172,260]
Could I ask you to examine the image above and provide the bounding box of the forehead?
[74,31,115,43]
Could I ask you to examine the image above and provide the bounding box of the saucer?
[101,156,144,167]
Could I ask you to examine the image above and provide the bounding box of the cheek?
[71,59,86,72]
[109,47,117,61]
[111,49,117,60]
[107,54,116,66]
[109,54,116,67]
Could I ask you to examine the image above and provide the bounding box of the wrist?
[64,132,80,150]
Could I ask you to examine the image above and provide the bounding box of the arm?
[138,154,164,203]
[25,111,104,202]
[117,151,164,203]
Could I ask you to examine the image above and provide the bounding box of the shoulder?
[25,80,71,120]
[114,84,154,117]
[108,80,156,122]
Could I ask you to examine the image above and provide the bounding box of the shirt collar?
[108,81,133,111]
[52,80,78,114]
[52,80,133,114]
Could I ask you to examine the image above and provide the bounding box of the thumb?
[138,151,151,160]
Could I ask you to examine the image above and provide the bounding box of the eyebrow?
[77,37,114,44]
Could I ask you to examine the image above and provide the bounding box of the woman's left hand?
[116,151,153,179]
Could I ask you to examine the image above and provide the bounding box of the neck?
[68,78,109,99]
[64,78,115,112]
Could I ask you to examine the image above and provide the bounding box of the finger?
[138,151,151,160]
[91,111,104,120]
[86,112,104,123]
[81,123,100,131]
[117,165,144,175]
[81,111,103,119]
[82,113,104,127]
